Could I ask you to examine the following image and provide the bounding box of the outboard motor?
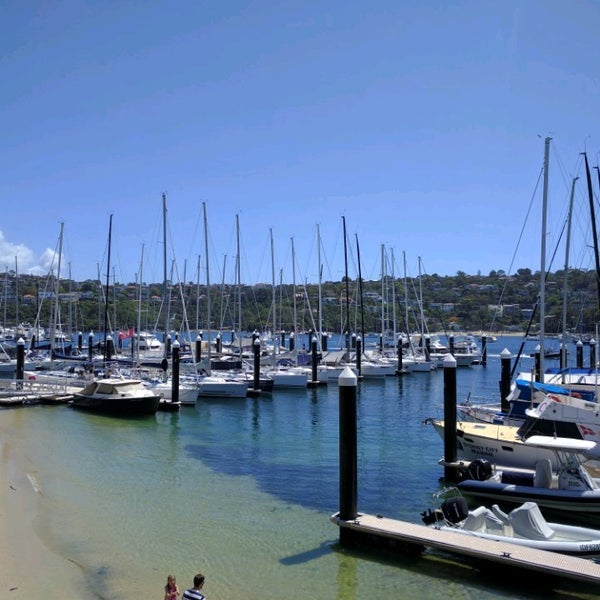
[467,458,493,481]
[440,496,469,524]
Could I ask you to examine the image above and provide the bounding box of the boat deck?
[331,512,600,587]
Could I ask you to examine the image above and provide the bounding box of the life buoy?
[548,393,562,403]
[28,375,36,380]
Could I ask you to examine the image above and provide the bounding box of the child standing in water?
[164,574,180,600]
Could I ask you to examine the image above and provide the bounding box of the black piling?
[289,332,295,352]
[590,339,596,369]
[322,332,328,352]
[534,346,541,381]
[481,335,487,366]
[500,348,512,412]
[249,338,261,396]
[106,335,114,361]
[171,340,180,404]
[577,340,583,368]
[88,331,94,361]
[78,331,83,351]
[16,337,25,388]
[339,366,358,527]
[449,335,455,355]
[356,336,362,378]
[195,333,202,362]
[442,354,458,483]
[308,335,323,388]
[396,338,403,374]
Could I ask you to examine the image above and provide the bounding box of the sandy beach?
[1,436,96,599]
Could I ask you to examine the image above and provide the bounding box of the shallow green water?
[1,336,598,599]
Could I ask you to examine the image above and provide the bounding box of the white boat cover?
[509,501,555,540]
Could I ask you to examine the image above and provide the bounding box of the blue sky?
[2,1,600,286]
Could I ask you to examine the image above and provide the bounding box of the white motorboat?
[144,378,199,406]
[422,492,600,555]
[195,374,248,399]
[426,418,562,470]
[263,366,309,388]
[71,378,162,415]
[428,389,600,470]
[452,436,600,514]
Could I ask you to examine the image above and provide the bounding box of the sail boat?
[424,136,600,467]
[262,228,308,388]
[72,214,162,416]
[195,202,247,399]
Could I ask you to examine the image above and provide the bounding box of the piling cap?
[338,366,357,386]
[443,353,456,367]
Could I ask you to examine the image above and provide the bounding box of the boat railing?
[0,376,78,398]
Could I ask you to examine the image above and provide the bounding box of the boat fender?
[468,459,493,481]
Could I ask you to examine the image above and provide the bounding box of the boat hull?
[71,395,160,415]
[456,478,600,513]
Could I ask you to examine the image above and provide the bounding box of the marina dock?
[331,512,600,586]
[0,377,80,406]
[331,363,600,591]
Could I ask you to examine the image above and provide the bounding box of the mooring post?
[590,339,596,369]
[577,340,583,368]
[355,336,362,378]
[310,335,318,383]
[88,331,94,362]
[339,366,358,524]
[253,338,261,391]
[500,348,512,412]
[443,353,458,483]
[106,335,114,362]
[16,337,25,389]
[396,338,403,374]
[481,335,487,366]
[534,345,541,381]
[171,339,180,404]
[195,333,202,362]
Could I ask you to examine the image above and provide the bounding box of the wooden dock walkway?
[331,512,600,587]
[0,377,80,406]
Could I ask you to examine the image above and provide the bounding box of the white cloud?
[0,231,62,276]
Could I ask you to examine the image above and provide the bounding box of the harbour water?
[1,335,598,599]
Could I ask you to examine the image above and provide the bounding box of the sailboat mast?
[585,155,600,314]
[103,214,113,363]
[236,214,242,354]
[203,202,211,369]
[136,244,145,364]
[356,234,365,342]
[342,216,350,353]
[162,194,169,358]
[195,254,201,332]
[380,243,385,347]
[317,224,323,348]
[391,248,397,349]
[538,137,551,376]
[270,228,276,354]
[291,236,297,346]
[50,222,64,362]
[561,177,578,368]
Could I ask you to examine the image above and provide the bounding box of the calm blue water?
[1,335,597,599]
